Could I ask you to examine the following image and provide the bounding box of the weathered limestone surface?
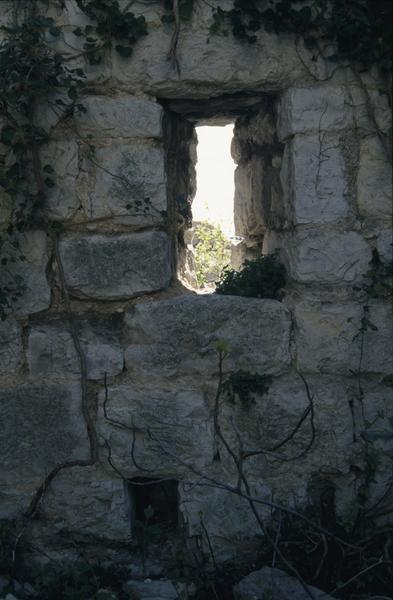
[347,72,393,134]
[377,229,393,262]
[294,302,393,375]
[357,136,392,220]
[234,567,336,600]
[0,383,88,517]
[29,466,130,551]
[0,231,51,316]
[97,383,214,475]
[0,317,23,377]
[59,231,172,299]
[74,95,163,139]
[109,0,308,95]
[234,158,266,238]
[27,315,124,380]
[125,295,291,380]
[179,482,270,560]
[81,142,167,225]
[281,134,349,225]
[264,229,371,284]
[277,86,352,140]
[223,374,363,483]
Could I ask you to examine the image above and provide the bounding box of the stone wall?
[0,0,392,569]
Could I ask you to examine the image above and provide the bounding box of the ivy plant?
[210,0,392,72]
[75,0,148,64]
[215,253,287,300]
[224,370,272,409]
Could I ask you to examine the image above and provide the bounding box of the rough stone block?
[27,315,123,381]
[357,136,392,220]
[234,567,336,600]
[277,86,352,141]
[376,230,393,263]
[265,229,371,284]
[180,482,270,561]
[75,95,163,139]
[0,317,23,377]
[347,80,392,134]
[0,230,51,316]
[0,383,88,484]
[40,141,80,221]
[281,134,349,225]
[125,295,291,381]
[234,158,266,238]
[29,466,130,548]
[124,579,184,599]
[295,302,393,375]
[97,383,214,475]
[82,142,167,225]
[59,231,172,300]
[111,4,307,95]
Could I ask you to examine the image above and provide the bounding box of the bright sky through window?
[193,124,235,238]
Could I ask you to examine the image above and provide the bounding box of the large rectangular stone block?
[277,86,352,141]
[97,383,214,476]
[59,231,172,300]
[75,95,163,139]
[0,383,89,483]
[81,142,167,225]
[294,302,393,375]
[27,314,124,381]
[357,136,392,220]
[125,295,291,381]
[110,2,306,94]
[264,229,371,284]
[29,466,130,550]
[281,134,349,225]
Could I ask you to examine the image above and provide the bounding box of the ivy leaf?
[43,164,55,174]
[115,45,133,58]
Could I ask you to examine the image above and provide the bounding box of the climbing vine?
[0,10,86,317]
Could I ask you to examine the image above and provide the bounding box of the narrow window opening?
[163,95,282,291]
[187,123,238,292]
[128,478,179,536]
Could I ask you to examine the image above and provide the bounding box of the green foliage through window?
[193,221,231,288]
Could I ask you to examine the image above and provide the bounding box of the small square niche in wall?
[128,478,179,535]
